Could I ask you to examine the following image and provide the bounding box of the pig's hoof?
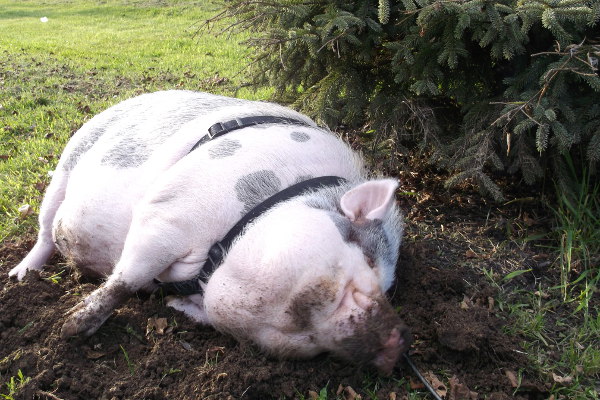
[8,265,30,281]
[60,304,108,339]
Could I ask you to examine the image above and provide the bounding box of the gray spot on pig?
[61,128,106,171]
[235,170,282,213]
[209,139,242,159]
[101,139,149,168]
[303,182,402,273]
[329,214,394,269]
[290,131,311,142]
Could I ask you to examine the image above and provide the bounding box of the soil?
[0,169,552,400]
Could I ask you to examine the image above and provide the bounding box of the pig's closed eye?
[366,255,375,269]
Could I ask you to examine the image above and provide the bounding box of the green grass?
[0,369,30,400]
[0,0,269,240]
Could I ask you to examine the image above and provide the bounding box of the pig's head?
[203,179,411,374]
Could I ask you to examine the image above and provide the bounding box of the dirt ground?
[0,169,551,399]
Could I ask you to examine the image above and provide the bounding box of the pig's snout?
[372,325,412,375]
[335,295,412,375]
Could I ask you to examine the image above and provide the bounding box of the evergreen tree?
[210,0,600,199]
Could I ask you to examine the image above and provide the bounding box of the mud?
[0,190,549,399]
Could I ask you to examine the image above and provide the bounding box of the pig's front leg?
[61,216,195,338]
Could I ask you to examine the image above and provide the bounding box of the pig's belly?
[52,168,145,277]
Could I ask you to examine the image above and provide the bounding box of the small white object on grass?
[40,17,48,23]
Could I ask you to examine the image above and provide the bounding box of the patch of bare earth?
[0,174,550,399]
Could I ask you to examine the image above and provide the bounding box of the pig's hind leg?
[9,170,69,280]
[60,210,201,337]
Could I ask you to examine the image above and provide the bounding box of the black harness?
[155,115,346,296]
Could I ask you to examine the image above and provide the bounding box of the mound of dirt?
[1,198,548,399]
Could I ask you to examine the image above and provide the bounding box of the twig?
[36,391,65,400]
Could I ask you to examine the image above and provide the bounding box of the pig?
[9,90,411,374]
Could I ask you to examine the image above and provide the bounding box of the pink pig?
[10,90,411,374]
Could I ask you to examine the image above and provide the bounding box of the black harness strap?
[155,115,345,296]
[157,176,346,296]
[189,116,311,152]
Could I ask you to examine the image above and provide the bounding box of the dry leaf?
[18,204,34,219]
[206,346,225,357]
[34,181,46,192]
[154,318,168,334]
[448,375,478,400]
[487,296,495,311]
[424,371,447,398]
[552,372,573,385]
[465,249,477,259]
[460,294,473,310]
[337,384,344,395]
[389,392,397,400]
[505,370,518,387]
[308,390,319,399]
[179,340,192,351]
[85,350,106,359]
[409,378,425,390]
[146,317,169,335]
[344,386,361,400]
[522,212,536,226]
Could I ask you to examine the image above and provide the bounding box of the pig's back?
[57,91,248,172]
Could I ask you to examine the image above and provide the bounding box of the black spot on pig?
[208,138,242,159]
[235,170,282,213]
[286,279,338,330]
[101,139,149,168]
[290,131,310,142]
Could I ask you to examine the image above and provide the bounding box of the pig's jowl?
[10,90,411,374]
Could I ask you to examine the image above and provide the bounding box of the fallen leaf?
[424,371,447,398]
[179,340,192,351]
[308,390,319,399]
[34,181,46,192]
[552,372,573,385]
[146,317,168,335]
[505,370,519,387]
[487,296,495,311]
[18,204,34,219]
[155,318,168,334]
[522,212,536,226]
[85,350,106,360]
[0,155,9,160]
[389,392,397,400]
[460,294,473,310]
[337,384,344,395]
[343,386,361,400]
[206,346,225,357]
[409,378,425,390]
[448,375,478,400]
[465,249,477,259]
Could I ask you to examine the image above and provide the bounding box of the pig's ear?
[340,179,399,222]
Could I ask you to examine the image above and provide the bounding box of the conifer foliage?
[211,0,600,199]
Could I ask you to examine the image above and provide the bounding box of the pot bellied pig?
[10,90,411,374]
